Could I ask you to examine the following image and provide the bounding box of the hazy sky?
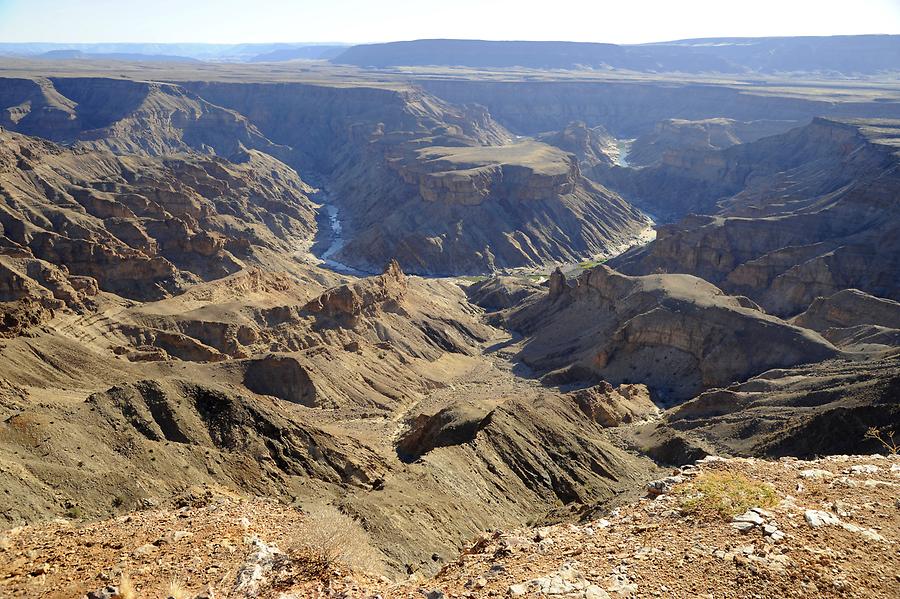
[1,0,899,44]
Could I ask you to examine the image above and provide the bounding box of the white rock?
[799,469,834,479]
[804,510,840,528]
[646,475,685,496]
[863,479,898,488]
[840,522,888,543]
[233,537,282,598]
[732,511,765,525]
[848,465,880,475]
[508,583,529,596]
[585,585,611,599]
[731,522,755,533]
[132,543,157,558]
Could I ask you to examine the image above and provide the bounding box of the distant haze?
[0,0,898,44]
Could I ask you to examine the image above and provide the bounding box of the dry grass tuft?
[285,504,384,578]
[677,471,777,519]
[166,578,191,599]
[115,573,137,599]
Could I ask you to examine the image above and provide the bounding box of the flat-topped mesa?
[391,141,578,206]
[303,260,407,320]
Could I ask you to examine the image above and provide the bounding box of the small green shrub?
[677,472,777,519]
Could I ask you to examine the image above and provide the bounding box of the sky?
[0,0,898,45]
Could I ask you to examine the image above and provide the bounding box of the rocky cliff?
[329,140,648,274]
[418,79,900,138]
[626,117,796,167]
[0,77,287,159]
[536,121,619,169]
[183,81,650,274]
[0,128,317,300]
[609,118,900,315]
[503,264,838,403]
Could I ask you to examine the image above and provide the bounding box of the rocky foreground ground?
[0,454,897,598]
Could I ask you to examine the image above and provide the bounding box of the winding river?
[310,191,368,276]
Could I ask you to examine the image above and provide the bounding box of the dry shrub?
[115,573,137,599]
[165,578,190,599]
[677,471,777,519]
[865,426,899,455]
[286,504,384,578]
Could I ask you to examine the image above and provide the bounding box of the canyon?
[0,38,898,598]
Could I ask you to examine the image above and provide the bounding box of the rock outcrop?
[335,139,647,274]
[183,81,649,274]
[649,355,900,458]
[303,260,407,322]
[610,118,900,315]
[0,128,317,300]
[568,381,658,427]
[790,289,900,350]
[626,118,795,167]
[505,264,838,403]
[537,121,619,169]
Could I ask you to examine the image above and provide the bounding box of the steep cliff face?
[0,129,317,300]
[626,118,796,167]
[503,264,837,403]
[183,80,648,274]
[536,121,618,169]
[332,139,647,274]
[652,355,900,458]
[394,142,578,205]
[184,81,512,171]
[418,80,900,137]
[610,118,900,315]
[0,77,286,159]
[0,77,81,140]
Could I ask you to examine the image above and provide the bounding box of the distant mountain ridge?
[333,35,900,75]
[0,42,351,62]
[2,36,898,72]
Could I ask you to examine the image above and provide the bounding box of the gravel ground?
[1,455,898,598]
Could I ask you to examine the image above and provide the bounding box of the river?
[309,191,368,276]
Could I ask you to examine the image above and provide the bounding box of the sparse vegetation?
[578,259,607,269]
[116,573,137,599]
[677,472,777,519]
[865,426,900,455]
[285,505,384,578]
[165,578,190,599]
